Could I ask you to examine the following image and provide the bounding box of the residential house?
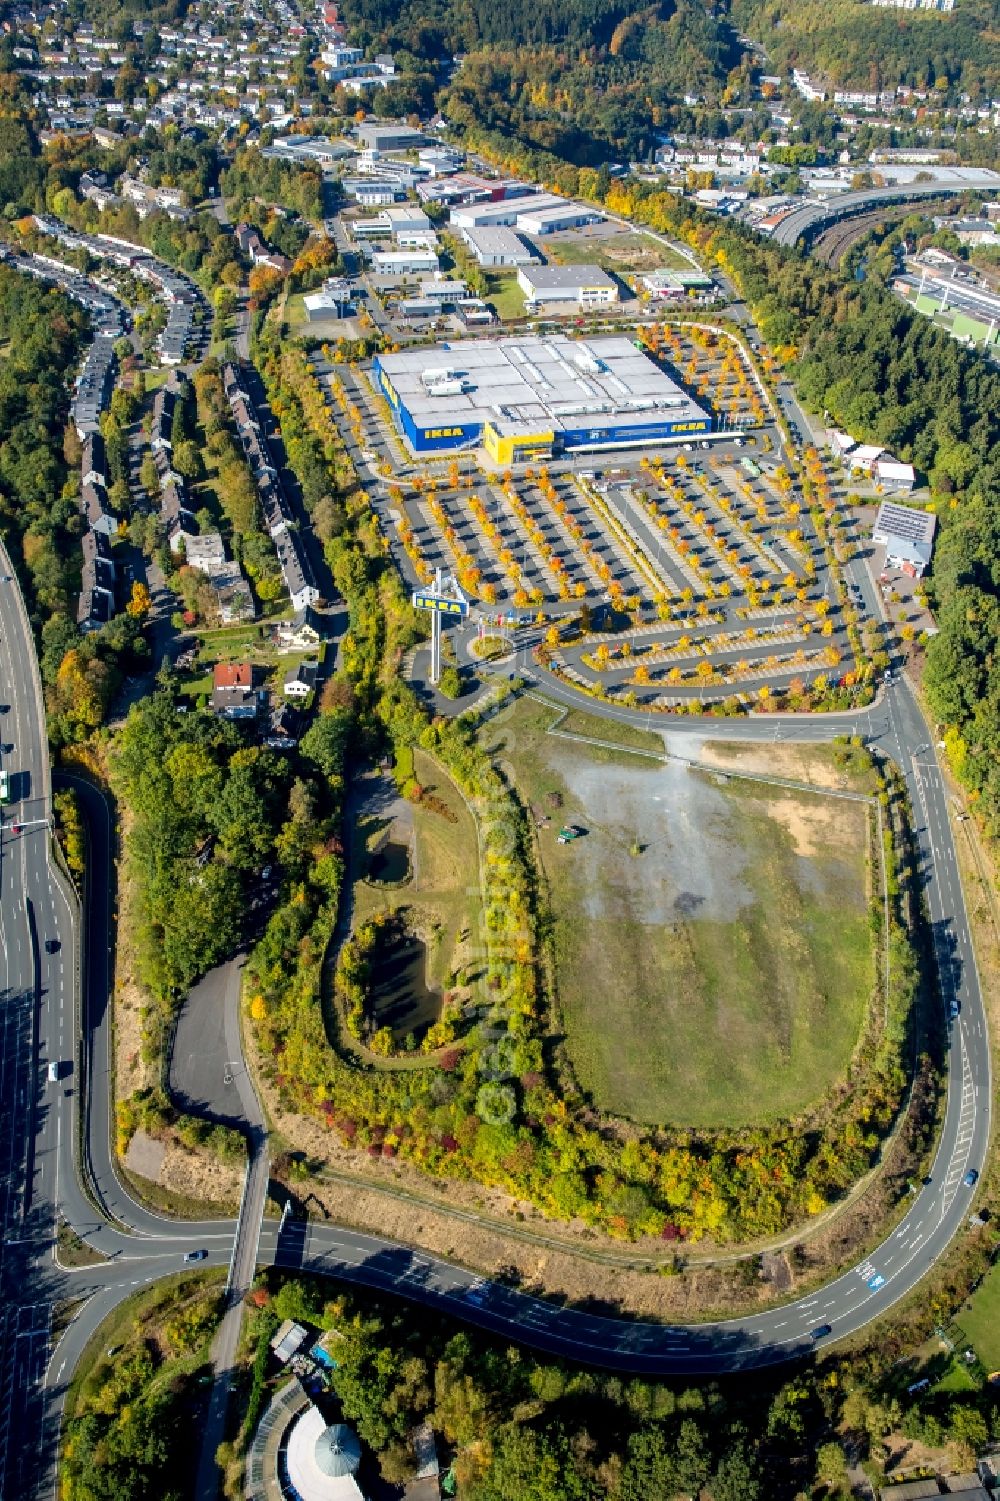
[283,658,319,699]
[274,607,325,652]
[210,661,263,719]
[81,478,117,537]
[81,431,106,488]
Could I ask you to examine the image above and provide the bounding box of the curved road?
[0,489,991,1490]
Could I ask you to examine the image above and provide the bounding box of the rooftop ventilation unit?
[573,347,603,374]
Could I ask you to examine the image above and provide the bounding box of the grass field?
[958,1265,1000,1372]
[483,271,527,320]
[351,748,481,999]
[486,697,874,1128]
[541,230,694,275]
[551,704,665,754]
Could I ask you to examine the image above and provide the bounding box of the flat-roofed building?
[460,225,537,267]
[372,334,711,460]
[449,193,601,232]
[517,263,618,306]
[370,248,440,276]
[356,122,427,153]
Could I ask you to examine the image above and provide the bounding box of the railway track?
[812,205,932,269]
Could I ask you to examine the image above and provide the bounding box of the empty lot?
[487,699,874,1128]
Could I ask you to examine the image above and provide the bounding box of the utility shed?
[270,1319,309,1364]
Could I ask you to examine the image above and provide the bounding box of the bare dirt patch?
[691,738,861,791]
[123,1128,242,1213]
[159,1138,243,1209]
[765,792,846,858]
[125,1128,165,1181]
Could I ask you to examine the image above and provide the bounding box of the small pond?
[368,840,411,884]
[368,917,442,1044]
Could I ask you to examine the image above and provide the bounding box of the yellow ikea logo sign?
[383,376,400,409]
[413,593,466,614]
[672,421,709,433]
[423,427,463,439]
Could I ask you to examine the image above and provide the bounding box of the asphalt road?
[0,409,991,1490]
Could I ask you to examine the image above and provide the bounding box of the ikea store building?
[372,335,711,464]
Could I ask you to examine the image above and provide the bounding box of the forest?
[223,1274,1000,1500]
[731,0,1000,98]
[62,1274,222,1501]
[0,267,147,742]
[339,0,740,160]
[440,18,738,164]
[344,0,689,52]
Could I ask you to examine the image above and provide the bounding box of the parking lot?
[316,322,876,711]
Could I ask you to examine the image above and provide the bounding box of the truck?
[0,767,8,805]
[557,825,582,844]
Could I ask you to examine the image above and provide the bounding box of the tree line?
[244,1273,1000,1500]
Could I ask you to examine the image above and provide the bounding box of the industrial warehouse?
[372,335,712,461]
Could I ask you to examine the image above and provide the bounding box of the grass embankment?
[958,1265,1000,1373]
[489,696,875,1128]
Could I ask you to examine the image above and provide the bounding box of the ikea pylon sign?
[412,590,470,617]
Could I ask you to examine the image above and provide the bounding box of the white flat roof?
[378,334,709,435]
[521,263,615,291]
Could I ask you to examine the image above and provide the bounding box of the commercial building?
[342,180,403,205]
[303,286,353,320]
[372,334,711,461]
[460,225,537,268]
[516,201,604,235]
[873,500,936,576]
[356,122,427,153]
[267,135,352,165]
[517,263,618,306]
[419,277,467,303]
[370,248,440,276]
[449,193,602,232]
[642,268,715,299]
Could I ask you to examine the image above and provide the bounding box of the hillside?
[730,0,1000,97]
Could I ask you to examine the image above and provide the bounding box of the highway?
[0,462,992,1492]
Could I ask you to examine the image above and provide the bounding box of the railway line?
[813,206,924,270]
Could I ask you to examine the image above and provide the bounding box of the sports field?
[485,698,875,1128]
